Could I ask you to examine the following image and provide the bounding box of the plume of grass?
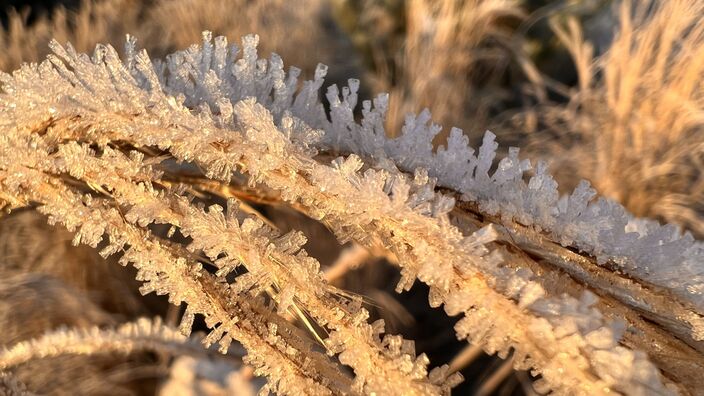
[0,274,159,395]
[0,318,204,371]
[0,0,144,72]
[378,0,521,137]
[539,0,704,237]
[0,0,361,89]
[142,0,340,75]
[0,273,114,346]
[0,210,145,316]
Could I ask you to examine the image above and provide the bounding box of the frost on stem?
[0,165,344,395]
[0,136,450,395]
[0,31,694,394]
[34,136,452,394]
[0,318,198,370]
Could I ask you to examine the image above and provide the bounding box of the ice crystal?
[319,89,704,312]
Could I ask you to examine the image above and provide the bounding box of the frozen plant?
[0,30,702,395]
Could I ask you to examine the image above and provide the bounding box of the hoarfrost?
[0,31,690,395]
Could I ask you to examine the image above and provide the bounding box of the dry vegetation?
[520,0,704,237]
[0,0,703,395]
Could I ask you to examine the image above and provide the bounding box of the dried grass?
[530,0,704,237]
[0,274,155,396]
[376,0,521,137]
[0,0,144,71]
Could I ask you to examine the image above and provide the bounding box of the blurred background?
[0,0,702,394]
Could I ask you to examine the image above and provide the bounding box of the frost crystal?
[318,96,704,312]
